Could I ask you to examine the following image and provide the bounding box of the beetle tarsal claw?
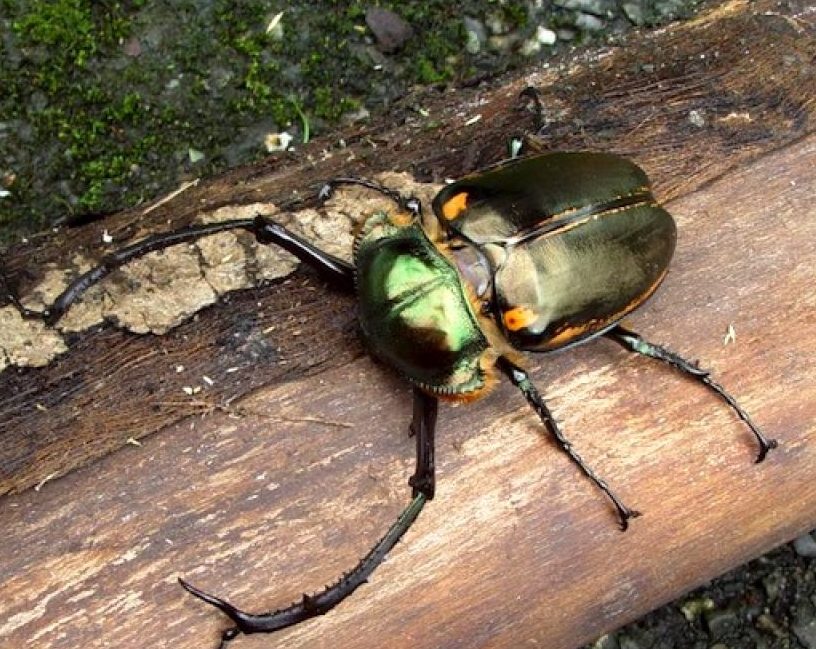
[617,508,642,532]
[404,197,422,216]
[317,184,334,201]
[755,437,779,464]
[219,627,240,648]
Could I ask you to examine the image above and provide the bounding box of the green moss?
[502,2,530,28]
[13,0,100,67]
[0,0,699,243]
[415,57,446,84]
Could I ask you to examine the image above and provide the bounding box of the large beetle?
[6,146,777,647]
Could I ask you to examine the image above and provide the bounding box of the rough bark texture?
[1,1,814,648]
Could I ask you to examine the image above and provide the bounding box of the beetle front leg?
[179,388,437,647]
[318,177,423,218]
[605,325,778,463]
[4,216,355,326]
[497,357,640,530]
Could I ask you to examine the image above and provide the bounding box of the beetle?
[4,134,777,648]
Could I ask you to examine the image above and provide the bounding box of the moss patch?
[0,0,701,244]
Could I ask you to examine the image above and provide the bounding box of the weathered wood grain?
[1,0,814,495]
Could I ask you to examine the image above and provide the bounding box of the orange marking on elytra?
[441,192,469,220]
[503,306,538,332]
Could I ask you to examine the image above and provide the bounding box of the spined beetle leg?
[3,216,356,326]
[606,325,778,463]
[180,388,438,647]
[497,356,641,531]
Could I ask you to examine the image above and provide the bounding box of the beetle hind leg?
[497,357,640,531]
[605,325,778,463]
[179,389,438,645]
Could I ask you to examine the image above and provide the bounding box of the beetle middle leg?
[497,357,641,530]
[179,388,438,647]
[4,215,356,327]
[508,86,547,159]
[605,325,778,463]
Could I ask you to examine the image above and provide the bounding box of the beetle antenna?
[605,325,778,462]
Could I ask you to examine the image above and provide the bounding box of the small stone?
[656,0,687,19]
[123,36,142,57]
[793,617,816,648]
[763,572,785,602]
[618,635,641,649]
[520,37,542,57]
[681,597,715,622]
[264,132,292,152]
[340,106,370,125]
[557,28,577,40]
[592,633,620,649]
[555,0,610,16]
[622,2,646,25]
[688,109,706,128]
[463,17,487,54]
[575,13,606,32]
[188,148,205,163]
[366,8,413,53]
[536,25,558,45]
[487,34,518,53]
[704,607,739,639]
[485,12,508,35]
[465,29,481,54]
[756,613,787,638]
[793,532,816,558]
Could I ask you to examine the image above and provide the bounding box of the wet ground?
[1,2,813,647]
[1,0,700,242]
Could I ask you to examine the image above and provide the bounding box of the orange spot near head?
[441,192,469,220]
[503,306,538,332]
[389,211,414,227]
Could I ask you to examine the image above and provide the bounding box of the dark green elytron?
[5,150,777,648]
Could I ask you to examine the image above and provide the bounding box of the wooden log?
[1,0,813,495]
[0,1,814,647]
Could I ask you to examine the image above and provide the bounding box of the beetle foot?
[179,577,254,633]
[0,267,46,321]
[317,183,334,202]
[754,436,779,464]
[617,507,642,532]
